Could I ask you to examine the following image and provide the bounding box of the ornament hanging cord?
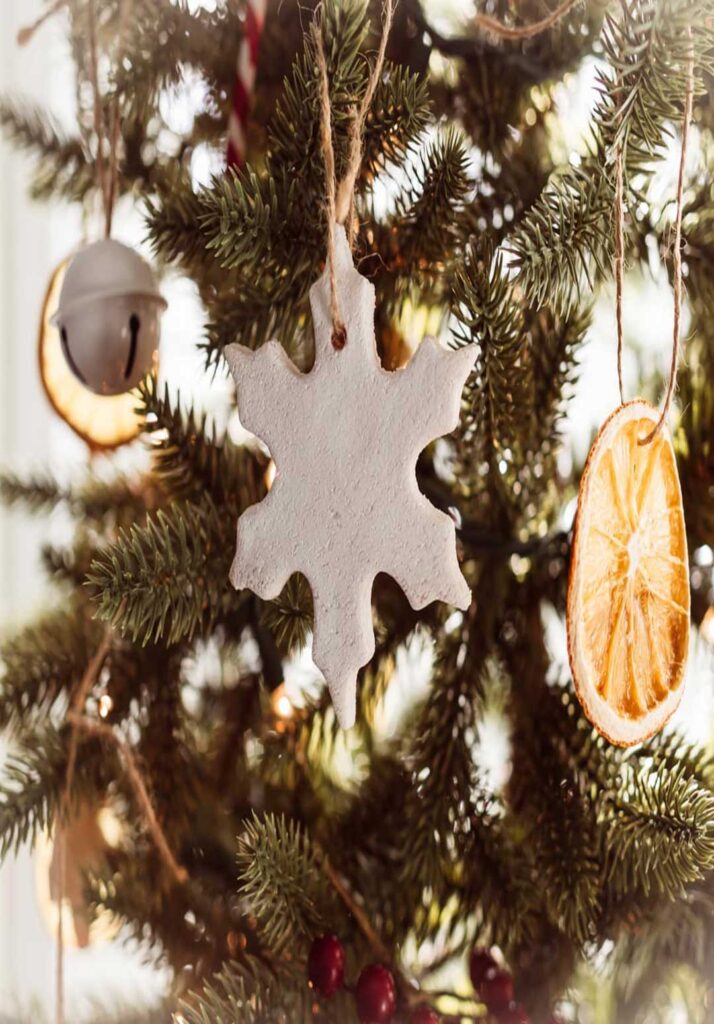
[87,0,131,238]
[314,0,394,349]
[614,30,694,446]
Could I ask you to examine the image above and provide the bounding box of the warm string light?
[98,693,114,718]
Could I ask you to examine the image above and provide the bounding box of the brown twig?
[474,0,580,40]
[317,849,392,964]
[66,713,188,886]
[17,0,69,46]
[56,629,113,1024]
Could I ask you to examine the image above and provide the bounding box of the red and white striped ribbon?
[226,0,267,169]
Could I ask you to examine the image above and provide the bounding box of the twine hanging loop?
[613,31,694,446]
[314,0,394,349]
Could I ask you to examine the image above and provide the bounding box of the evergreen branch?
[261,575,313,656]
[138,378,265,509]
[510,0,714,314]
[90,851,216,973]
[452,243,533,528]
[529,305,590,447]
[267,0,370,177]
[507,165,613,315]
[148,0,430,349]
[603,765,714,899]
[41,541,98,589]
[237,813,335,954]
[611,887,713,1008]
[518,304,591,518]
[0,470,67,513]
[600,0,713,172]
[178,957,316,1024]
[360,64,431,177]
[87,497,235,646]
[459,799,540,949]
[0,726,111,858]
[202,281,314,369]
[400,631,484,893]
[387,126,471,296]
[110,1,242,115]
[0,97,92,201]
[640,731,714,792]
[0,468,146,523]
[510,686,604,945]
[528,772,602,943]
[0,605,102,732]
[145,172,213,270]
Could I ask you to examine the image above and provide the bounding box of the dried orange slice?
[38,257,145,451]
[567,400,690,746]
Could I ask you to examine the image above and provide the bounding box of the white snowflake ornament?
[225,225,476,728]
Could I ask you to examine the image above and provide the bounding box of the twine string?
[335,0,394,243]
[104,0,132,238]
[639,34,694,446]
[314,0,394,349]
[615,143,625,405]
[87,0,108,233]
[314,29,345,349]
[474,0,579,41]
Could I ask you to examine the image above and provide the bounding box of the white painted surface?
[226,225,476,727]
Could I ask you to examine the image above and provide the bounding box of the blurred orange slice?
[567,400,690,746]
[38,257,146,450]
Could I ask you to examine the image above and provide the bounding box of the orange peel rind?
[567,400,690,747]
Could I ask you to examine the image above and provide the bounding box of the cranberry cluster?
[307,934,438,1023]
[469,947,528,1023]
[308,934,562,1022]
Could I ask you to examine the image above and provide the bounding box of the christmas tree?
[2,0,714,1021]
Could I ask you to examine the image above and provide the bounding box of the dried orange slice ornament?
[567,400,690,746]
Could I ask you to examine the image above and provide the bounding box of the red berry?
[480,968,514,1013]
[355,963,397,1023]
[499,1003,530,1024]
[409,1007,440,1024]
[469,947,497,990]
[307,934,345,997]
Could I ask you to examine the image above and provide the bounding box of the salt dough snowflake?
[225,225,476,728]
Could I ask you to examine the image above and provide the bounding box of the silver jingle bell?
[52,239,167,396]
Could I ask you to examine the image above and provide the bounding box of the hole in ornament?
[59,325,87,384]
[125,314,141,379]
[331,323,347,350]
